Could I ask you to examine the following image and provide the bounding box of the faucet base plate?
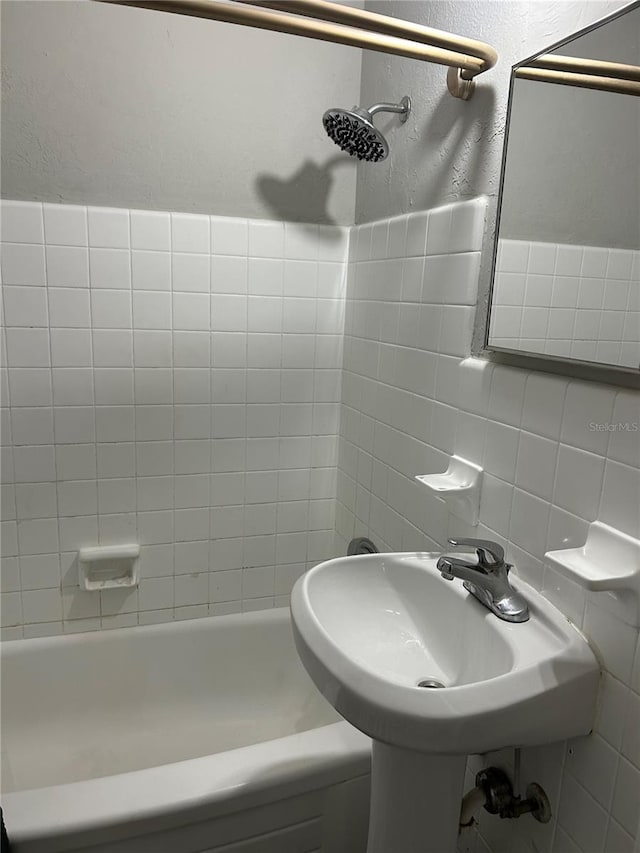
[463,580,530,623]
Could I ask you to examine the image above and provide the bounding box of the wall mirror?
[486,2,639,375]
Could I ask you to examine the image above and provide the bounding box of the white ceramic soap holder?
[415,455,483,526]
[545,522,640,627]
[78,544,140,591]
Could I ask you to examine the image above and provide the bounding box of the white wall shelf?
[545,522,640,626]
[415,456,483,526]
[78,544,141,591]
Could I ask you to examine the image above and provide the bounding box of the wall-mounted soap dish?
[78,544,140,591]
[415,455,483,525]
[545,522,640,626]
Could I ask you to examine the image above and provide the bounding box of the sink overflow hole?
[417,678,446,689]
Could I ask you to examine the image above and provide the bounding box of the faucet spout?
[437,557,456,581]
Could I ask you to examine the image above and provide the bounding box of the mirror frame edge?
[482,0,640,389]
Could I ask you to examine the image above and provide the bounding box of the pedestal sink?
[290,552,600,853]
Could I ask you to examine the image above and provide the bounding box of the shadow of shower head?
[322,96,411,162]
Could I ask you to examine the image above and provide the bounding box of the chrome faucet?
[436,538,529,623]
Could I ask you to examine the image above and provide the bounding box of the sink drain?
[417,678,446,689]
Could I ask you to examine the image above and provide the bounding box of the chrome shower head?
[323,107,388,162]
[322,96,411,162]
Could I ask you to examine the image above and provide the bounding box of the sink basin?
[291,552,600,755]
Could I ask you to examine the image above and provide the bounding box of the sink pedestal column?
[366,742,466,853]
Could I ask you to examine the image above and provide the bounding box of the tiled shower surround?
[337,200,639,853]
[491,238,640,369]
[1,196,639,852]
[0,200,347,636]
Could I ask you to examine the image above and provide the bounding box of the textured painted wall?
[355,0,628,349]
[0,0,361,225]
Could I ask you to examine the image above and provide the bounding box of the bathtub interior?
[0,609,342,794]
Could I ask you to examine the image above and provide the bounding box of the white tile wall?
[1,200,348,637]
[2,196,639,852]
[491,239,640,369]
[337,199,640,853]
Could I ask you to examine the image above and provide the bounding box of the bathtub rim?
[4,720,369,851]
[1,608,371,851]
[1,605,301,654]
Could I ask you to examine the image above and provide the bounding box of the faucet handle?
[447,537,505,569]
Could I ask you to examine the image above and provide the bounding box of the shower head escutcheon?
[322,96,411,162]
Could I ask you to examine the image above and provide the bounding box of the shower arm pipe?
[95,0,494,78]
[515,67,640,97]
[368,102,409,117]
[233,0,498,76]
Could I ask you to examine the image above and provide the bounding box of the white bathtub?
[1,608,371,853]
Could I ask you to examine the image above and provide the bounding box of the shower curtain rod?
[96,0,497,87]
[516,55,640,96]
[232,0,497,75]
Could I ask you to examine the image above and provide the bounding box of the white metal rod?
[96,0,490,75]
[233,0,497,73]
[530,54,640,83]
[516,67,640,97]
